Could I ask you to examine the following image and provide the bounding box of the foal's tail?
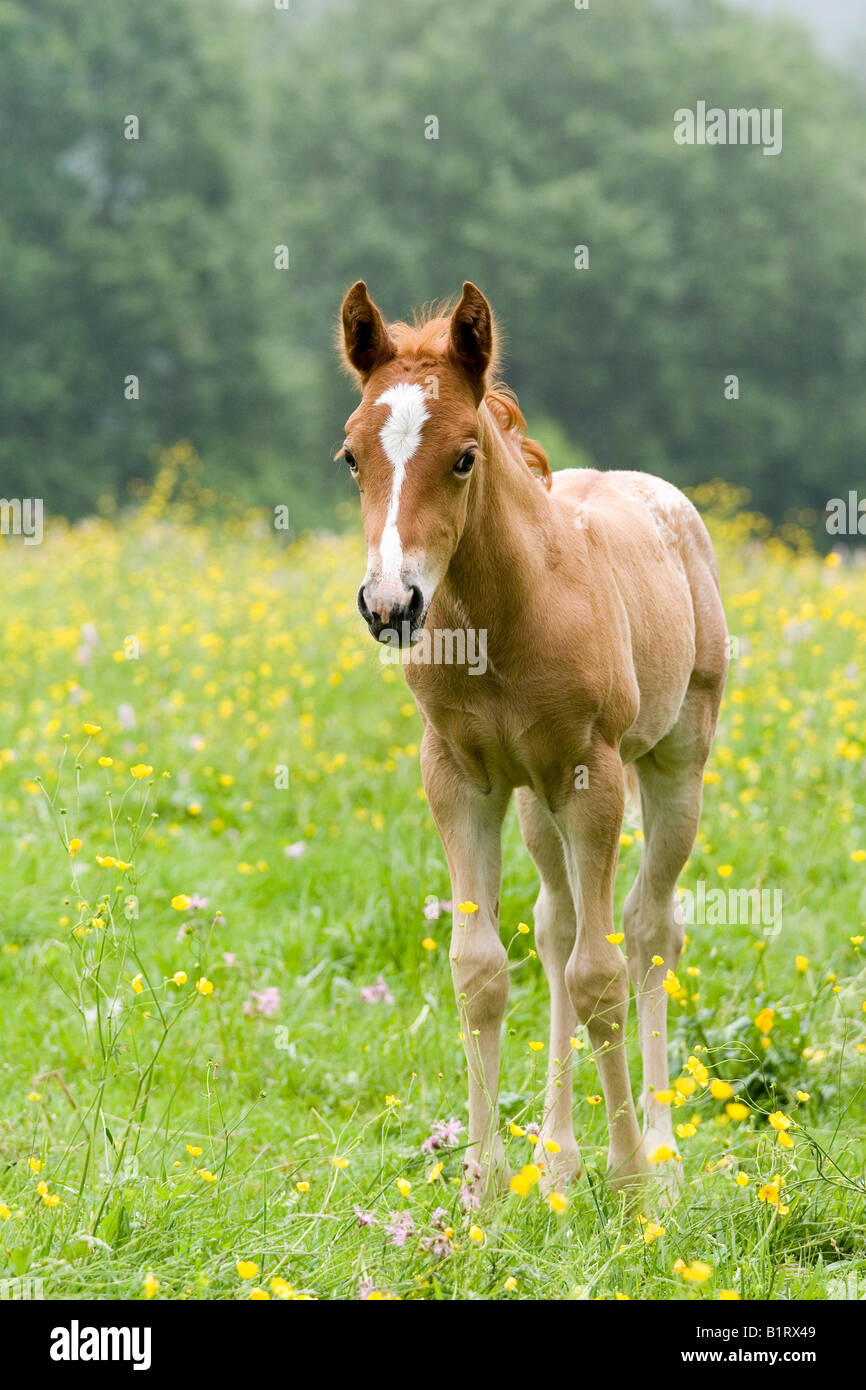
[623,763,641,824]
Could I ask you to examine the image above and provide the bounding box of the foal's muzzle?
[358,583,426,645]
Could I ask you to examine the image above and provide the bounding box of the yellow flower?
[517,922,530,934]
[68,838,82,856]
[605,932,624,945]
[678,1260,712,1284]
[28,1157,43,1174]
[675,1077,697,1097]
[643,1221,665,1244]
[143,1273,159,1299]
[195,977,214,996]
[26,1091,42,1103]
[851,935,864,947]
[736,1171,749,1186]
[83,723,102,736]
[41,1191,60,1207]
[686,1056,709,1084]
[198,1169,216,1182]
[709,1079,733,1100]
[295,1181,310,1193]
[130,764,153,779]
[548,1191,569,1215]
[663,969,685,999]
[543,1139,561,1154]
[98,756,113,767]
[249,1288,269,1300]
[795,955,809,973]
[504,1276,518,1292]
[718,1290,741,1300]
[385,1095,400,1106]
[458,901,478,914]
[131,974,144,994]
[716,864,733,878]
[777,1131,794,1149]
[426,1161,443,1183]
[421,937,437,951]
[649,1145,674,1164]
[331,1156,349,1170]
[171,971,188,986]
[469,1224,485,1242]
[768,1110,792,1131]
[796,1090,810,1103]
[270,1277,293,1298]
[676,1122,697,1139]
[396,1178,411,1198]
[0,1204,11,1220]
[528,1040,544,1053]
[186,1144,203,1157]
[651,954,664,966]
[850,849,866,863]
[509,1122,526,1137]
[569,1036,584,1051]
[96,855,117,868]
[754,1007,775,1034]
[653,1089,674,1105]
[236,1260,259,1280]
[585,1094,603,1105]
[171,894,192,911]
[725,1101,749,1121]
[509,1164,540,1197]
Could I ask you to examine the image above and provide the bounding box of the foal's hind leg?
[515,788,582,1185]
[623,687,720,1174]
[554,741,646,1192]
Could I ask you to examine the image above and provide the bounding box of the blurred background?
[3,0,865,531]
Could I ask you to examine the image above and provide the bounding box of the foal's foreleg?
[421,732,510,1193]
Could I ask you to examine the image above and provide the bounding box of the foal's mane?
[389,303,552,490]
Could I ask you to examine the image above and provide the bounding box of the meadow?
[1,452,865,1302]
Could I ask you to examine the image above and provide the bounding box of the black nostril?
[357,585,373,623]
[406,585,424,624]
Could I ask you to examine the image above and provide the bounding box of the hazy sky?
[729,0,865,59]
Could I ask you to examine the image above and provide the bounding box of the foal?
[339,281,728,1195]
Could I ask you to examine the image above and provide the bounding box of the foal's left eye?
[453,451,476,477]
[343,449,359,476]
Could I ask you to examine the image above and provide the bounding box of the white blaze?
[375,382,429,580]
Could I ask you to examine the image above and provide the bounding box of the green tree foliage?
[0,0,282,518]
[3,0,866,523]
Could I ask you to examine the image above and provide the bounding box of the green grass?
[1,480,865,1301]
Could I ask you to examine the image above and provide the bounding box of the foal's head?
[338,281,496,645]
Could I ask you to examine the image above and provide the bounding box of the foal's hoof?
[538,1145,583,1194]
[462,1151,510,1203]
[606,1149,655,1211]
[639,1132,684,1208]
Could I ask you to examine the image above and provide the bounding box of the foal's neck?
[441,404,553,637]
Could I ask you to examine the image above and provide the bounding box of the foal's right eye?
[453,450,476,477]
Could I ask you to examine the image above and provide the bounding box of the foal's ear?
[340,281,396,384]
[449,282,494,400]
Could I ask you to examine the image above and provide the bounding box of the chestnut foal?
[339,281,728,1197]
